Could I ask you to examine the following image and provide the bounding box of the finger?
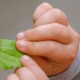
[16,67,37,80]
[16,40,70,62]
[34,8,68,27]
[14,56,57,76]
[7,74,19,80]
[17,23,72,44]
[33,2,53,23]
[21,55,49,80]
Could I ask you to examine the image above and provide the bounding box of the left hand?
[7,55,49,80]
[16,3,80,76]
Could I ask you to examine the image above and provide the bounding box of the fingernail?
[17,40,32,53]
[17,32,25,40]
[22,55,30,60]
[17,40,26,52]
[20,40,25,47]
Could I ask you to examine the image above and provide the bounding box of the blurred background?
[0,0,80,80]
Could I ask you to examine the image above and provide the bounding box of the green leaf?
[0,39,24,70]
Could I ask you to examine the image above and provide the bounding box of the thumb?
[21,55,49,80]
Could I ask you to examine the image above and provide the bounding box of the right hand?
[16,2,80,76]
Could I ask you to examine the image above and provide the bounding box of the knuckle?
[50,8,64,17]
[70,35,79,61]
[72,30,80,43]
[53,8,68,25]
[54,8,67,19]
[54,8,63,15]
[68,46,77,62]
[70,52,76,61]
[75,33,80,42]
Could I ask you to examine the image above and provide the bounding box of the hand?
[7,55,49,80]
[16,3,80,76]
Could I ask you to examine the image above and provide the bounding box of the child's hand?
[16,3,80,76]
[7,55,49,80]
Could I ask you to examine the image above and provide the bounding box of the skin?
[7,2,80,80]
[7,55,49,80]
